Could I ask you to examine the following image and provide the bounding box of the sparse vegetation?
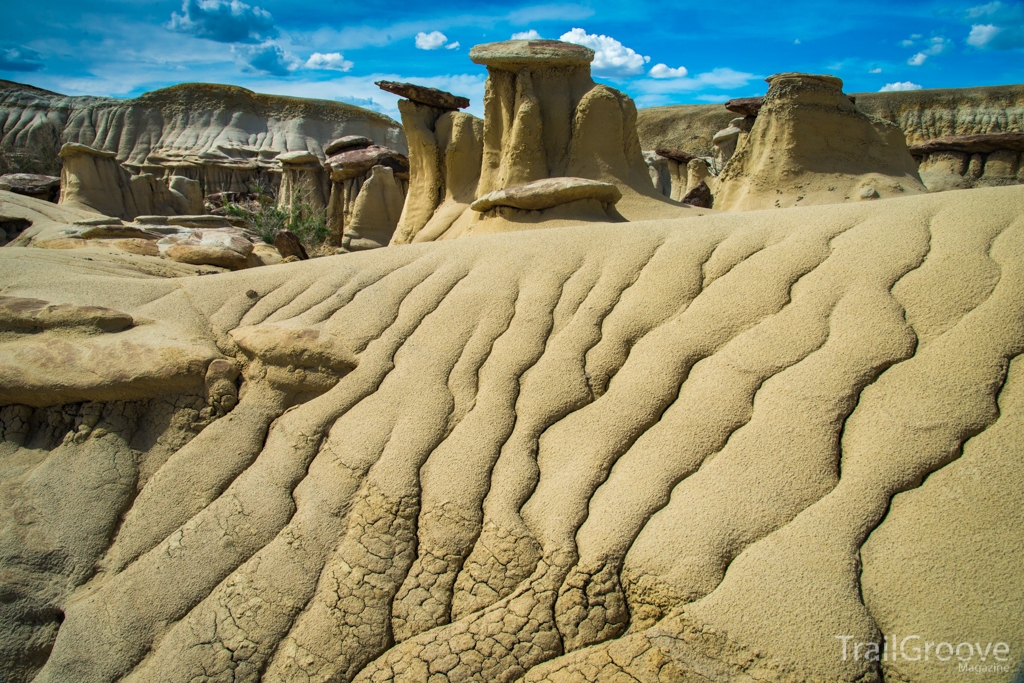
[221,183,329,249]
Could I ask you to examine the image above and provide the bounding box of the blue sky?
[2,0,1023,120]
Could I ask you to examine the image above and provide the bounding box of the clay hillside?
[0,39,1022,683]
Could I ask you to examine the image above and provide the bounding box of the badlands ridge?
[0,39,1022,683]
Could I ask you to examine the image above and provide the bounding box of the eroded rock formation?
[1,184,1022,682]
[713,73,927,211]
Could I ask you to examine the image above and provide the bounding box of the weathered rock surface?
[680,180,713,208]
[325,135,374,155]
[376,81,470,110]
[343,165,406,251]
[0,185,1022,683]
[158,229,254,270]
[725,96,763,117]
[0,173,60,202]
[637,83,1024,159]
[0,79,406,195]
[273,229,309,260]
[907,131,1024,154]
[714,73,927,211]
[471,177,622,212]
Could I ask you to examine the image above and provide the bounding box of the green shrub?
[223,199,328,248]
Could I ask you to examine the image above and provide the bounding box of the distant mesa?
[375,80,469,110]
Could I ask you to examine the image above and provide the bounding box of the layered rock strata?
[713,73,927,211]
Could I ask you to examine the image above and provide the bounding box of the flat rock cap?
[376,81,469,110]
[469,40,594,69]
[324,135,373,156]
[59,142,117,159]
[277,150,320,165]
[725,97,763,117]
[766,72,844,90]
[471,177,621,212]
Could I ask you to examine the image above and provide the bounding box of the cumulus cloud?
[168,0,276,43]
[558,28,649,77]
[648,64,688,79]
[415,31,449,50]
[965,2,1024,49]
[907,35,951,65]
[446,42,461,50]
[511,29,542,39]
[0,45,43,72]
[305,52,353,72]
[880,81,923,91]
[234,41,299,76]
[869,67,882,73]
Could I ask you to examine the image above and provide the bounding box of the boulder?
[158,229,254,270]
[713,73,927,211]
[470,177,622,212]
[324,136,373,156]
[375,81,470,110]
[325,145,409,181]
[680,180,713,208]
[168,176,204,215]
[0,174,60,202]
[273,229,309,260]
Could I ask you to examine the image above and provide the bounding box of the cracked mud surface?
[1,186,1023,682]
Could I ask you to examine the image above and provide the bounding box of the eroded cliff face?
[637,84,1024,157]
[0,80,406,195]
[1,184,1022,683]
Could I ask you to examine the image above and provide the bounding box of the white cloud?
[511,29,542,40]
[880,81,923,92]
[794,38,801,44]
[968,23,1003,46]
[415,31,448,50]
[558,28,650,77]
[648,63,688,79]
[900,39,915,47]
[446,41,461,50]
[869,67,882,73]
[907,35,951,65]
[305,52,353,72]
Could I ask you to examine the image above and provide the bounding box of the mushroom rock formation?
[686,157,711,195]
[714,73,928,212]
[0,173,60,203]
[643,150,693,201]
[276,150,330,217]
[910,132,1024,191]
[376,80,471,110]
[324,145,409,246]
[396,40,692,243]
[711,116,755,171]
[389,98,484,245]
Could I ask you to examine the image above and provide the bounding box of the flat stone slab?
[725,97,763,117]
[654,148,697,164]
[469,40,594,69]
[72,217,123,227]
[909,132,1024,154]
[376,81,469,110]
[327,145,409,180]
[59,142,117,158]
[0,173,60,196]
[325,136,373,155]
[277,150,321,165]
[470,177,621,212]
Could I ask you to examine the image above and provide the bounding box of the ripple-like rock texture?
[1,186,1022,683]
